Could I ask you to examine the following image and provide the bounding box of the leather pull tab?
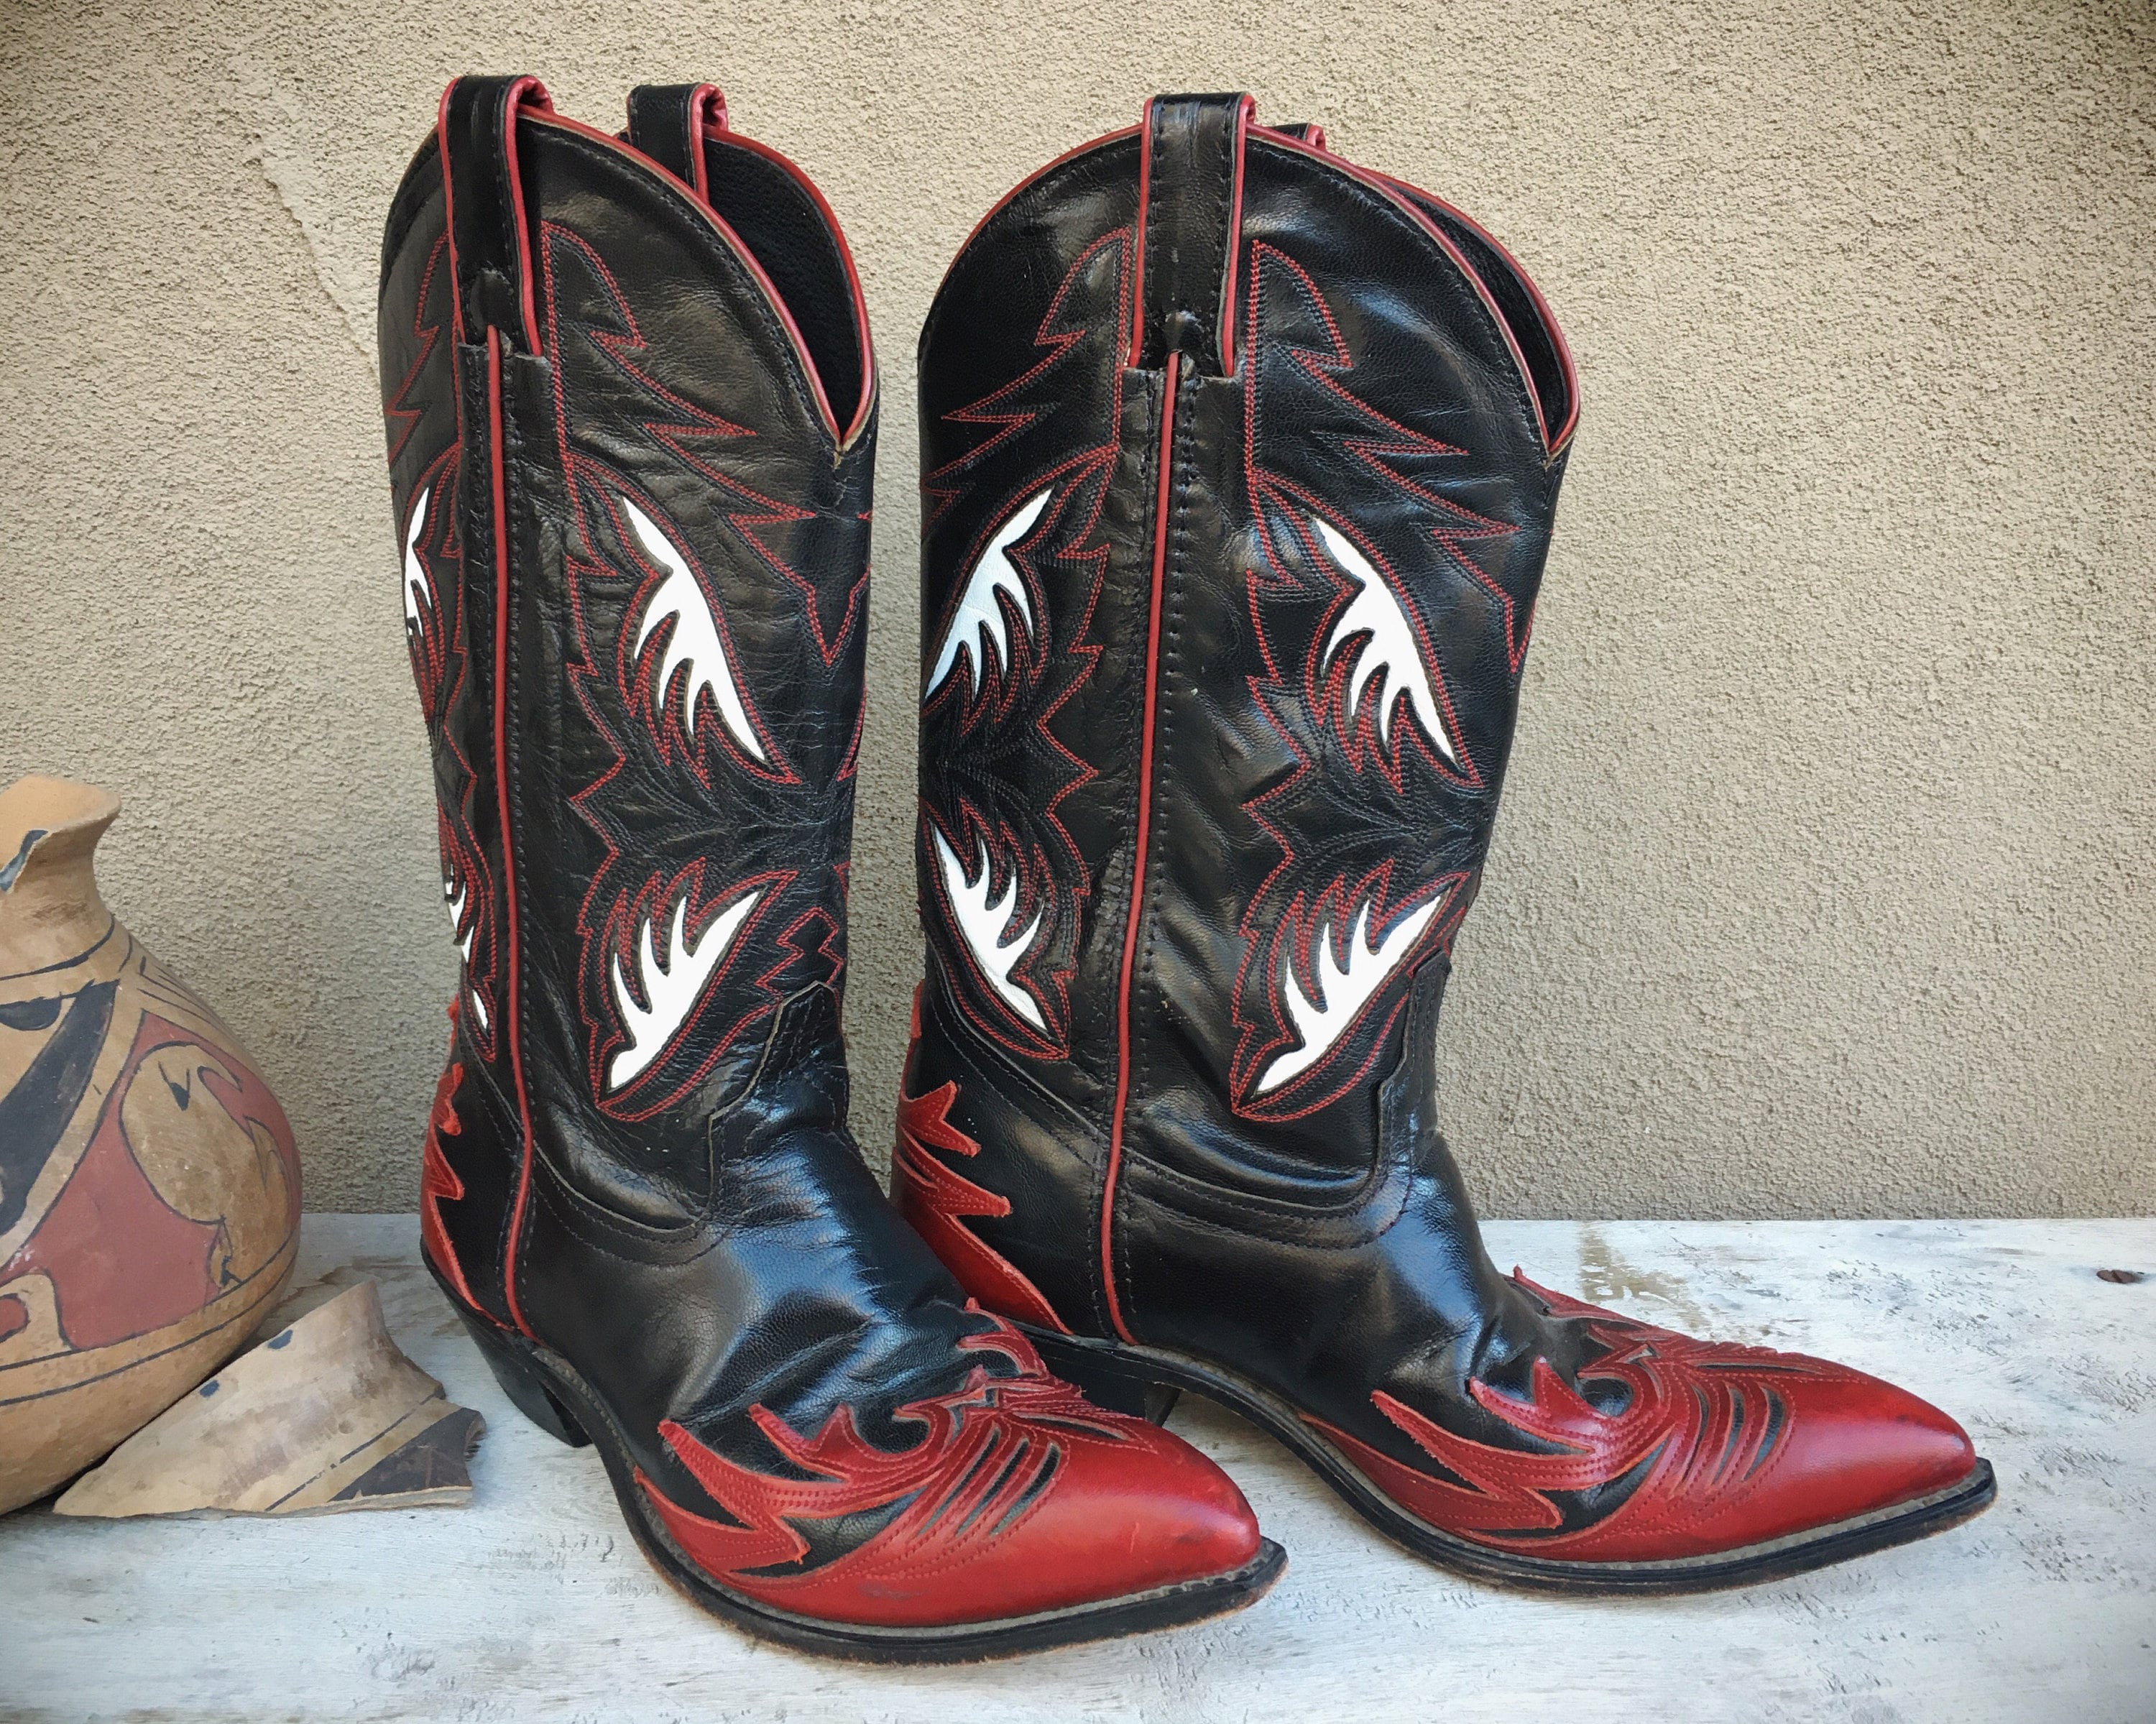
[1271,121,1329,151]
[625,83,729,202]
[439,74,552,352]
[1134,92,1253,376]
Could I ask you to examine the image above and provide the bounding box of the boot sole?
[1025,1324,1996,1596]
[437,1279,1286,1660]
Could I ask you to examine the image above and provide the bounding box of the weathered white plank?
[2,1215,2149,1723]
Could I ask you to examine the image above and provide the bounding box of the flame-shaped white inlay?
[606,888,760,1092]
[621,495,767,764]
[1312,517,1457,767]
[445,876,473,963]
[924,489,1052,703]
[932,829,1046,1030]
[1254,895,1441,1094]
[402,485,434,637]
[444,874,487,1033]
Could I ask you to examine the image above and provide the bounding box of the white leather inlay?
[1256,895,1440,1094]
[924,489,1053,704]
[932,828,1046,1030]
[621,495,767,765]
[1312,517,1457,766]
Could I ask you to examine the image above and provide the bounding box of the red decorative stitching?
[383,231,448,464]
[1304,1276,1894,1559]
[534,216,853,1119]
[547,221,865,669]
[399,444,461,727]
[918,229,1134,1061]
[580,862,791,1123]
[1222,241,1516,1120]
[637,1317,1138,1613]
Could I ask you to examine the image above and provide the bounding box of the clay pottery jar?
[0,774,300,1513]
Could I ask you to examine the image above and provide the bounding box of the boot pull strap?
[625,83,729,203]
[1271,120,1329,151]
[1131,92,1254,376]
[438,75,552,354]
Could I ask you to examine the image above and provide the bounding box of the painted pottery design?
[0,775,300,1513]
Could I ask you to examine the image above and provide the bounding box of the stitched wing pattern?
[917,229,1135,1059]
[539,218,866,1120]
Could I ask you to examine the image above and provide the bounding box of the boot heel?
[456,1309,592,1448]
[1030,1328,1181,1426]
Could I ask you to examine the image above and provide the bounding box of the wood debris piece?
[52,1278,481,1517]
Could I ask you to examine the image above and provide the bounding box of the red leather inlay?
[1312,1276,1978,1562]
[418,1008,477,1311]
[893,1081,1070,1335]
[639,1317,1258,1626]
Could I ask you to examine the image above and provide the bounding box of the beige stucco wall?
[2,1,2148,1217]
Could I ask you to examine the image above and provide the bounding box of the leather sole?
[1026,1324,1997,1596]
[441,1286,1286,1660]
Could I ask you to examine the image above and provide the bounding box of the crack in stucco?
[235,71,378,374]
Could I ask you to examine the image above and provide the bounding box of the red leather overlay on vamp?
[892,1079,1070,1334]
[1314,1276,1976,1562]
[637,1318,1258,1626]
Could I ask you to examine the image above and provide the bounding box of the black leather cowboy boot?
[900,93,1995,1592]
[378,76,1281,1658]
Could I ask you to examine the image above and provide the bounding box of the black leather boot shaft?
[913,95,1572,1299]
[377,55,966,1537]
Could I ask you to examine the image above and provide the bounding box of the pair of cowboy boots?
[379,77,1994,1661]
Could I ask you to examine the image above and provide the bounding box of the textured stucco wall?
[2,0,2149,1217]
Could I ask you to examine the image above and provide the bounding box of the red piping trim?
[683,83,725,203]
[488,328,539,1337]
[1217,94,1254,375]
[528,109,859,449]
[1101,349,1181,1344]
[1363,166,1581,454]
[934,126,1138,315]
[1261,129,1565,457]
[499,77,550,356]
[708,125,880,446]
[436,82,467,351]
[1127,102,1156,367]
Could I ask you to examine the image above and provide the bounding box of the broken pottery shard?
[52,1278,482,1517]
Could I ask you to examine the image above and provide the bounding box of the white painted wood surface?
[4,1214,2150,1723]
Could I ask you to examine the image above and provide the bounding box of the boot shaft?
[380,80,876,1219]
[915,96,1577,1202]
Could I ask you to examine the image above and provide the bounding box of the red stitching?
[1262,127,1563,458]
[1217,94,1254,374]
[546,222,865,671]
[531,106,851,448]
[383,231,448,464]
[918,230,1133,1061]
[582,862,793,1123]
[1225,241,1502,1120]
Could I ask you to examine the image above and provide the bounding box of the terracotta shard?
[52,1280,482,1518]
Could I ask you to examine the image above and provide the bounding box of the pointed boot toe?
[631,1322,1276,1635]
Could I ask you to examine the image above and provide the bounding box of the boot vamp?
[1122,1152,1976,1562]
[518,1032,1261,1621]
